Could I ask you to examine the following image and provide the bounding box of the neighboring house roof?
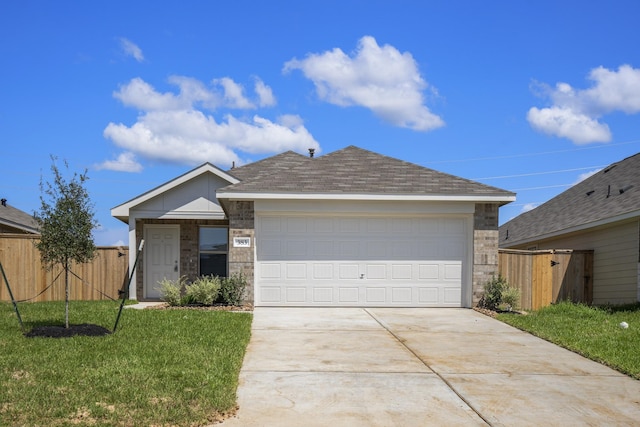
[500,152,640,247]
[111,162,239,222]
[0,199,40,234]
[218,145,515,203]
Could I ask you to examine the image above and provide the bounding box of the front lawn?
[0,301,252,426]
[497,301,640,380]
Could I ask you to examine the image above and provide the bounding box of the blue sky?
[2,1,640,246]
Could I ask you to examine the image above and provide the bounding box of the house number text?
[233,237,251,248]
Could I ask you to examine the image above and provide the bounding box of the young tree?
[34,157,98,328]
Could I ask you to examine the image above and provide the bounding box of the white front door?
[144,225,180,299]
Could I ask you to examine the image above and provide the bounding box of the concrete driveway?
[221,308,640,426]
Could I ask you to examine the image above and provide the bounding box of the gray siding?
[511,219,639,305]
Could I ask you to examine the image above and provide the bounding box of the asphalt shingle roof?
[0,200,40,234]
[499,152,640,247]
[221,145,514,197]
[227,151,309,181]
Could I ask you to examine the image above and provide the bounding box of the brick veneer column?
[473,203,500,305]
[227,201,255,304]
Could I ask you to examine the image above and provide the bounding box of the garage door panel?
[313,218,334,233]
[391,264,412,280]
[338,218,360,233]
[366,241,387,257]
[339,287,359,303]
[444,287,462,304]
[286,287,306,302]
[366,287,386,303]
[444,263,462,280]
[313,263,334,279]
[311,240,334,257]
[313,287,333,303]
[339,264,360,279]
[418,287,439,304]
[419,264,440,280]
[256,215,467,307]
[260,263,281,279]
[260,286,281,302]
[286,217,307,233]
[365,264,387,279]
[285,263,307,279]
[392,287,412,303]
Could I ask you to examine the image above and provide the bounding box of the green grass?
[497,301,640,380]
[0,301,252,426]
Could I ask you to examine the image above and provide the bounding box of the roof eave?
[502,208,640,248]
[0,219,40,234]
[216,191,516,203]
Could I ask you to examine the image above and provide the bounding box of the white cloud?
[119,38,144,62]
[104,75,313,171]
[283,35,444,131]
[528,64,640,144]
[114,78,185,111]
[214,77,255,109]
[255,78,276,107]
[521,203,538,213]
[95,152,143,172]
[527,106,611,144]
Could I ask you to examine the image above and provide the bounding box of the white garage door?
[255,215,468,307]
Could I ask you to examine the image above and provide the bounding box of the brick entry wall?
[473,203,500,305]
[226,201,255,304]
[135,218,229,300]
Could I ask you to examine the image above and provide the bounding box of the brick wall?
[473,203,500,305]
[226,201,255,304]
[135,218,228,300]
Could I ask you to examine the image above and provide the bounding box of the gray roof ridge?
[219,144,515,197]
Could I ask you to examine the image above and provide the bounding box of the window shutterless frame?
[198,227,228,277]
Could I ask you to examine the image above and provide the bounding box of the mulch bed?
[25,324,112,338]
[146,303,254,312]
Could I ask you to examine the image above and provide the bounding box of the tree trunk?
[64,260,69,329]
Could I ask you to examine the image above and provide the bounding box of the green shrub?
[479,275,506,310]
[500,285,521,311]
[219,273,247,306]
[186,275,221,305]
[157,276,187,306]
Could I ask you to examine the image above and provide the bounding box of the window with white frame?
[199,227,228,277]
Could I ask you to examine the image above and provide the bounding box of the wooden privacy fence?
[498,249,594,310]
[0,234,129,303]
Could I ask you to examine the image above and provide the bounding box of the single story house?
[112,146,515,307]
[0,198,40,234]
[499,152,640,305]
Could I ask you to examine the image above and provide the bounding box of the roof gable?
[218,146,515,202]
[500,152,640,246]
[111,163,238,222]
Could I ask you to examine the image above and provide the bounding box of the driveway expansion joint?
[363,308,493,427]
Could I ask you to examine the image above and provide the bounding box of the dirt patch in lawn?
[25,324,112,338]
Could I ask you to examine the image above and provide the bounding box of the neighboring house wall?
[507,219,639,305]
[473,203,500,305]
